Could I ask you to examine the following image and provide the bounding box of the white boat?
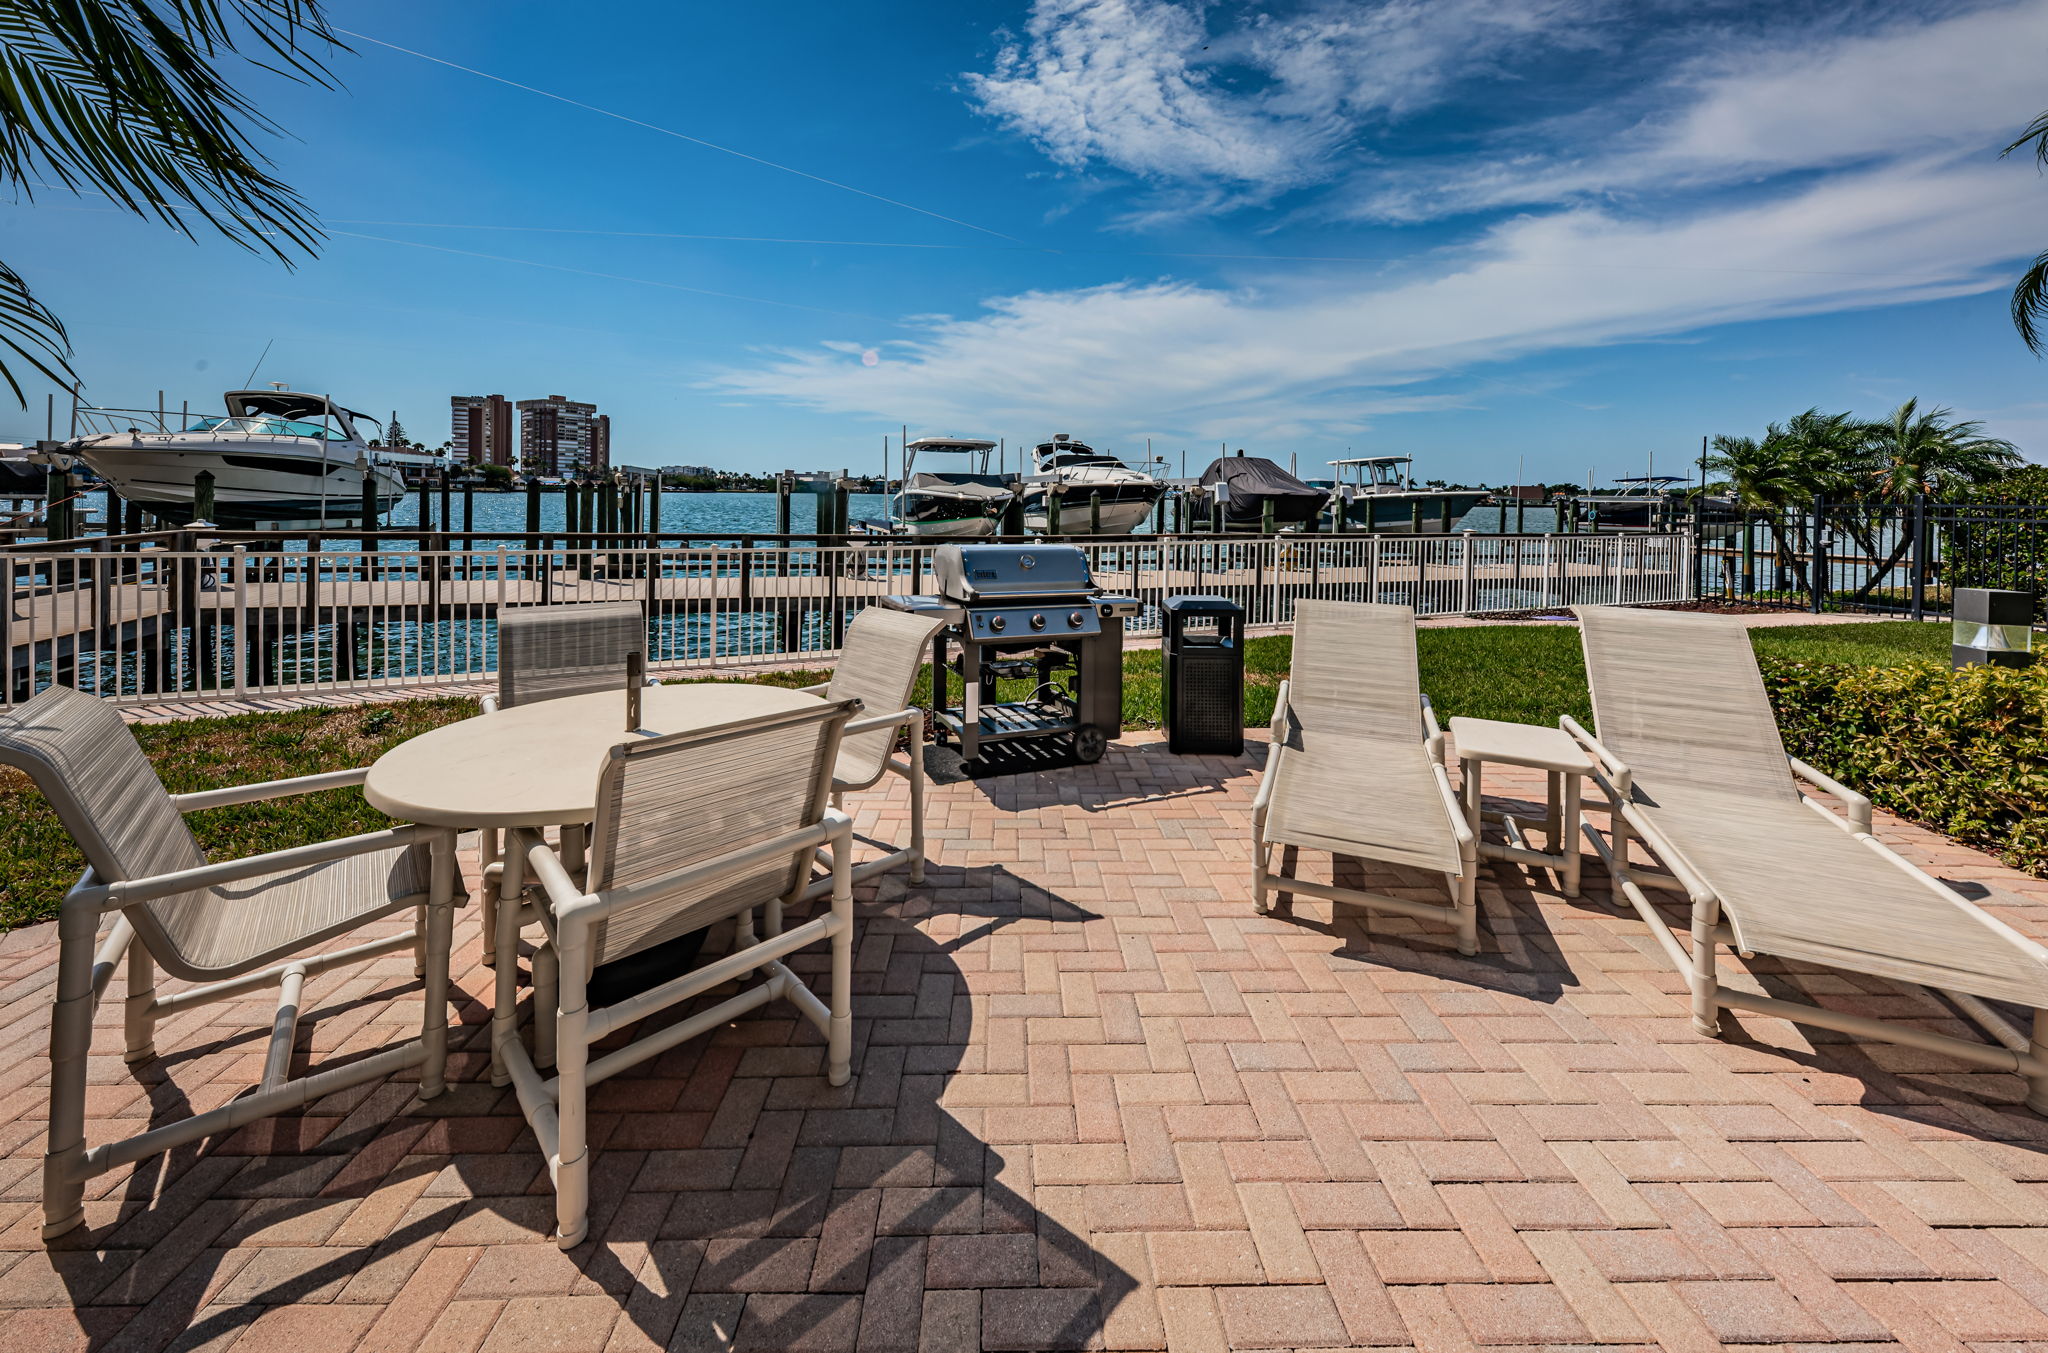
[888,436,1015,538]
[1021,435,1164,535]
[1325,457,1488,533]
[63,387,440,528]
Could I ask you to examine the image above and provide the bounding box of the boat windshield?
[184,415,351,441]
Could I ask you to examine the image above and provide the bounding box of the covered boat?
[1197,455,1328,529]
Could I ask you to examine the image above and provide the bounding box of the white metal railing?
[1,533,1691,708]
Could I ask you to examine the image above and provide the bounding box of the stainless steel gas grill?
[879,543,1140,765]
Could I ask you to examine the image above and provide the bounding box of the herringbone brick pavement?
[2,731,2046,1351]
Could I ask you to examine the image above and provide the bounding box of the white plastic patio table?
[1447,715,1593,898]
[365,682,826,1087]
[363,683,825,829]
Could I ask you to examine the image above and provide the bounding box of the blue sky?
[4,0,2047,481]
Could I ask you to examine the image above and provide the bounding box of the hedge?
[1763,657,2048,875]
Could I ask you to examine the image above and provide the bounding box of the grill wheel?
[1072,723,1108,764]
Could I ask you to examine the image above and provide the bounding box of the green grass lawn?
[0,618,1946,932]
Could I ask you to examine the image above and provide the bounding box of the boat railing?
[71,406,354,443]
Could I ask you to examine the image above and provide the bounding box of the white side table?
[1448,717,1594,897]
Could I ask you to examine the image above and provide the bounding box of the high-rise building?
[449,395,513,467]
[516,395,608,477]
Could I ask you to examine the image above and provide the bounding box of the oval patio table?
[364,682,825,829]
[364,681,827,1084]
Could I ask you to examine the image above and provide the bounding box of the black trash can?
[1163,595,1244,755]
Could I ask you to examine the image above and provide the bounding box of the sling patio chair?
[0,685,460,1242]
[1570,605,2048,1113]
[1252,600,1480,954]
[481,600,652,963]
[501,698,861,1248]
[794,605,948,897]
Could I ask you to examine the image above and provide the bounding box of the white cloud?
[965,0,1605,192]
[712,3,2048,446]
[1347,0,2048,221]
[709,157,2039,442]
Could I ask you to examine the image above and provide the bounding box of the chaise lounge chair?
[1570,605,2047,1112]
[1252,600,1480,953]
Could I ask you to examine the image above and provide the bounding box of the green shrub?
[1764,657,2048,875]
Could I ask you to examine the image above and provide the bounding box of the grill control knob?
[1069,610,1085,627]
[989,615,1007,633]
[1030,613,1047,631]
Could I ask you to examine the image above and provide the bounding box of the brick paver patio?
[2,730,2046,1351]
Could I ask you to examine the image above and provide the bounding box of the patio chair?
[0,685,460,1242]
[483,600,649,714]
[502,698,861,1248]
[1570,605,2048,1112]
[481,600,651,963]
[796,605,947,896]
[1252,601,1480,954]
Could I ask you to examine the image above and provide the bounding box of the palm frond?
[2013,250,2048,356]
[2002,110,2048,168]
[0,0,340,402]
[0,259,71,405]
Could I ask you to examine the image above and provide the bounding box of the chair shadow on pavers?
[1258,846,1586,1008]
[1654,939,2048,1134]
[36,864,1137,1353]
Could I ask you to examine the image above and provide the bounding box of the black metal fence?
[1693,497,2048,618]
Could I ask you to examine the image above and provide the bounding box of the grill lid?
[933,543,1097,601]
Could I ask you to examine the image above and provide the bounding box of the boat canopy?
[905,437,998,453]
[1328,456,1413,467]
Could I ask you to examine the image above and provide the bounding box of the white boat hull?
[74,434,405,528]
[1023,494,1156,535]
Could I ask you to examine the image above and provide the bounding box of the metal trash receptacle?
[1163,595,1244,755]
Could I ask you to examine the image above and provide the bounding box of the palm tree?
[0,0,339,403]
[1843,399,2020,604]
[1704,428,1807,511]
[1859,398,2020,501]
[2005,112,2048,353]
[1705,424,1819,592]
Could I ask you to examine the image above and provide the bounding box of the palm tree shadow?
[52,865,1135,1353]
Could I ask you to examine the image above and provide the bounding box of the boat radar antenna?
[242,338,274,388]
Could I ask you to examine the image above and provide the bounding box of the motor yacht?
[1021,435,1163,535]
[63,386,440,528]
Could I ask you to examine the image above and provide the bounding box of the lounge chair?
[797,606,948,894]
[481,600,652,963]
[1253,601,1480,954]
[1570,605,2048,1112]
[0,686,460,1241]
[502,698,862,1247]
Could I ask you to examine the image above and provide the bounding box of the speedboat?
[1328,456,1488,533]
[889,436,1014,538]
[1021,434,1164,535]
[64,386,440,528]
